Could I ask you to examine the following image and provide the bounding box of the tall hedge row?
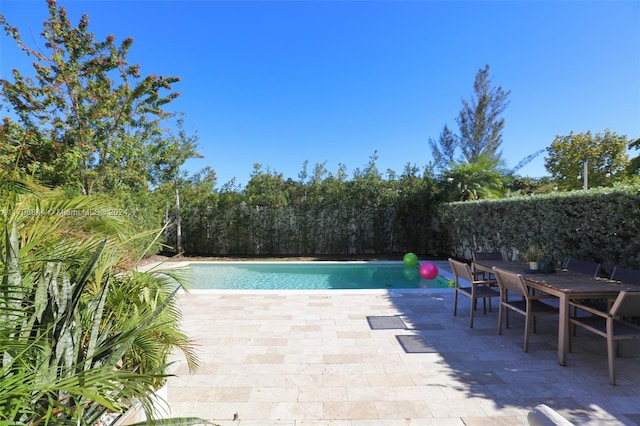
[176,201,439,257]
[169,183,640,273]
[437,185,640,274]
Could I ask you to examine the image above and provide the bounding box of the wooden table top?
[474,260,640,295]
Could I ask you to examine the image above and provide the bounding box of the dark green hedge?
[437,185,640,274]
[180,203,439,257]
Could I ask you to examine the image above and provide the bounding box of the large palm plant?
[0,175,204,424]
[440,155,505,201]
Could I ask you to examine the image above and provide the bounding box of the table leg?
[558,294,569,366]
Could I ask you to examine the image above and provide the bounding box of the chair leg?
[524,313,531,353]
[498,303,503,335]
[607,334,616,386]
[453,290,458,317]
[470,297,476,328]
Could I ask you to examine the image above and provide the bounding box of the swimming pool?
[185,262,453,290]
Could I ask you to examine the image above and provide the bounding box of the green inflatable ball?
[403,266,419,281]
[403,252,418,267]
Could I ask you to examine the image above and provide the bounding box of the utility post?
[583,159,588,190]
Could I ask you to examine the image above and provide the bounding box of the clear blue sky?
[1,0,639,188]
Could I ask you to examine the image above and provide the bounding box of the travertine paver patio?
[164,261,640,425]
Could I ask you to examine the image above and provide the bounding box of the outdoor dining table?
[472,259,640,366]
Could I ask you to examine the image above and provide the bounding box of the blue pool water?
[186,262,452,290]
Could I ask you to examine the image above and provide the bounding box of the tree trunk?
[175,184,182,254]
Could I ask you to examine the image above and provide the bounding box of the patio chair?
[473,251,503,262]
[565,258,604,318]
[492,267,559,352]
[610,265,640,285]
[472,251,503,280]
[449,258,500,328]
[569,291,640,385]
[564,258,601,276]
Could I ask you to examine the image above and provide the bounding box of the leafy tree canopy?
[544,129,630,190]
[0,0,181,195]
[627,137,640,176]
[245,163,289,208]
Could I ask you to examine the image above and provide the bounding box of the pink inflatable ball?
[419,263,439,280]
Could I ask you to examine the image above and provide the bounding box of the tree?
[457,64,510,164]
[428,65,511,201]
[438,154,505,201]
[245,164,289,208]
[544,129,630,190]
[151,117,202,253]
[428,124,457,171]
[430,65,510,170]
[178,166,219,253]
[0,0,180,194]
[349,151,386,204]
[0,117,40,176]
[627,137,640,176]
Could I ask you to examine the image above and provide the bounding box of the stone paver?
[164,261,640,425]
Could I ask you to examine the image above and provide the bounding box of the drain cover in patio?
[366,315,407,329]
[396,335,438,353]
